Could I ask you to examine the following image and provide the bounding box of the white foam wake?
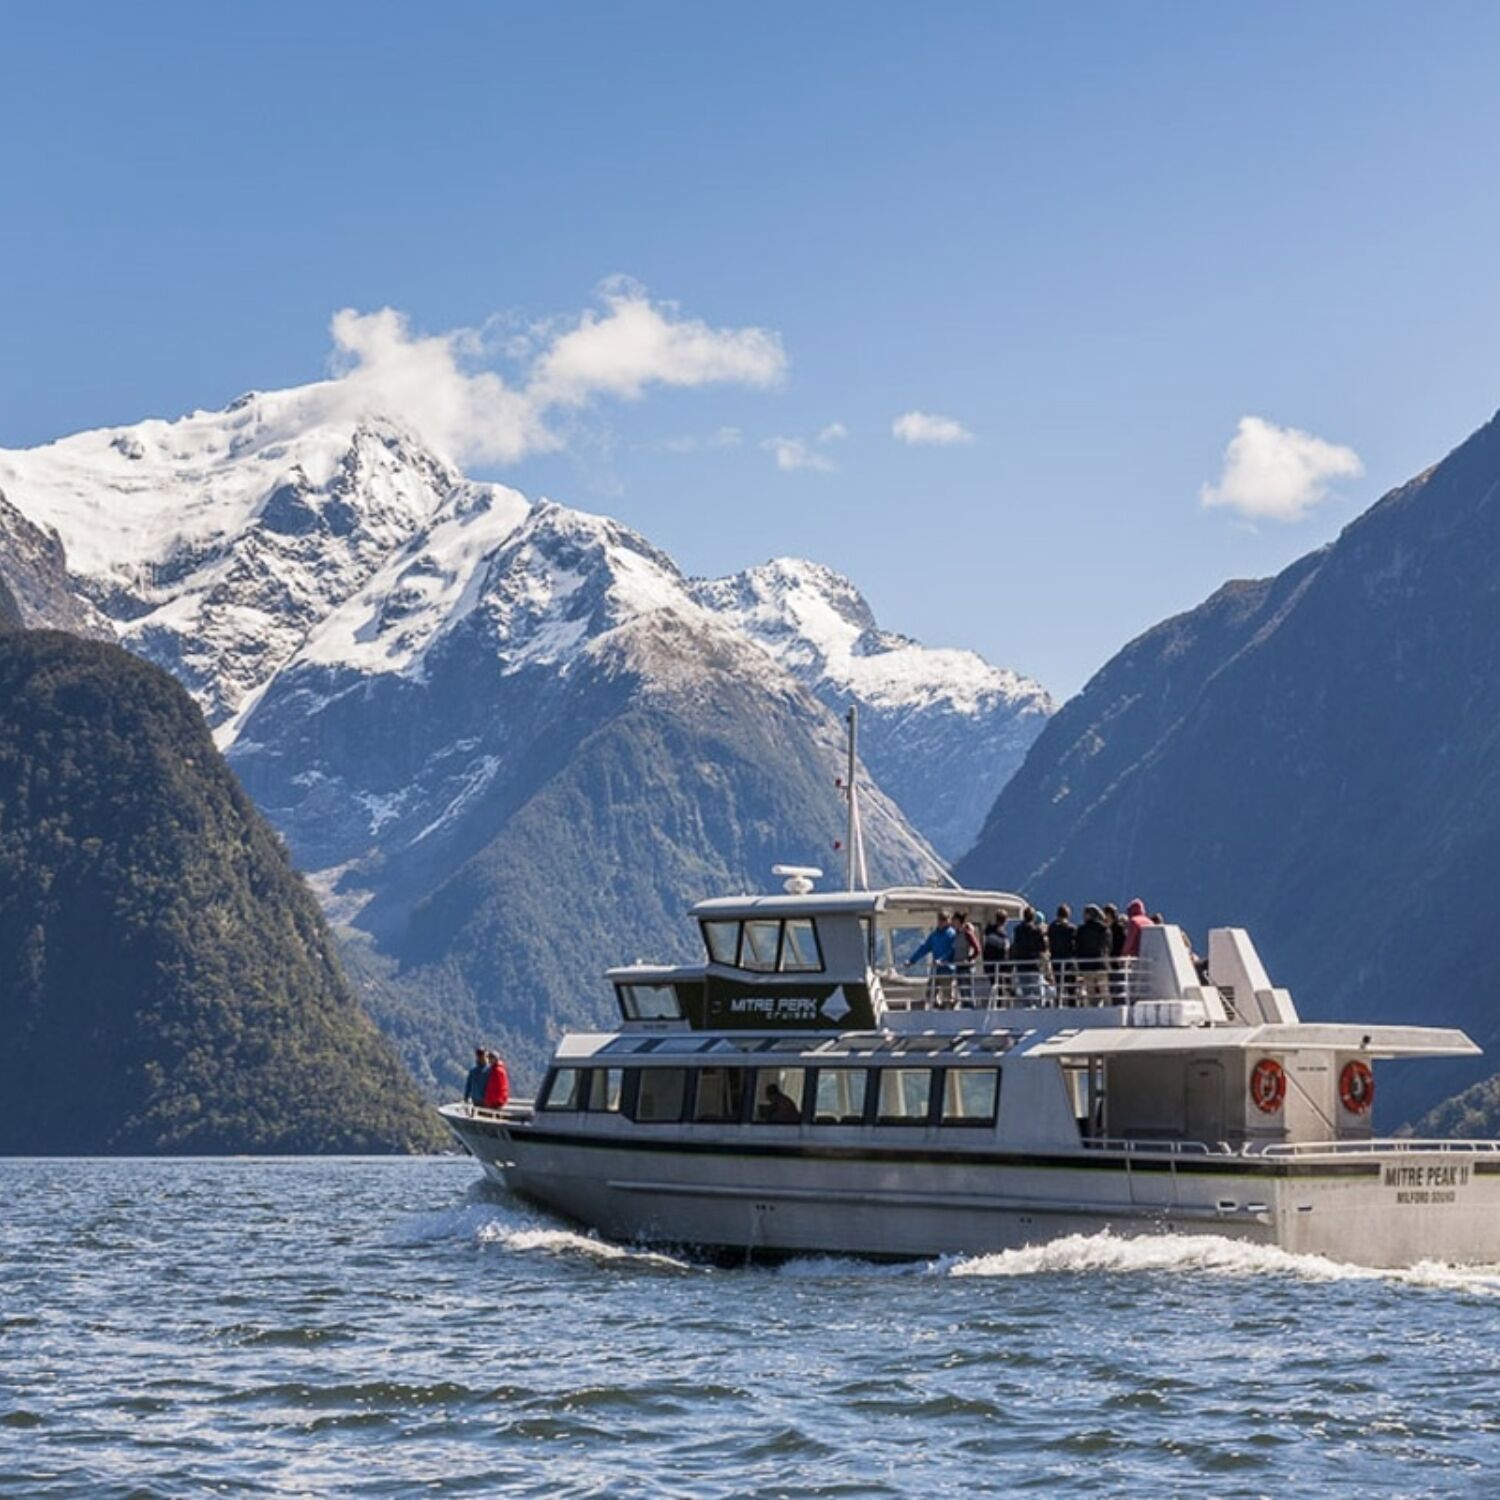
[944,1231,1500,1295]
[476,1223,698,1273]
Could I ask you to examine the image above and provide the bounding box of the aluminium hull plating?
[442,1109,1500,1268]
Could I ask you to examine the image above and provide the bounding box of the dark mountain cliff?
[958,411,1500,1127]
[0,628,443,1154]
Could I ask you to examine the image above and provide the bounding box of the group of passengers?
[906,900,1164,1008]
[464,1047,512,1110]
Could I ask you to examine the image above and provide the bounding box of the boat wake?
[474,1222,699,1273]
[392,1190,697,1273]
[766,1232,1500,1295]
[938,1233,1500,1294]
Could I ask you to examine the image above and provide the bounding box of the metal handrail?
[1255,1137,1500,1157]
[876,956,1149,1012]
[1080,1137,1226,1156]
[459,1101,535,1120]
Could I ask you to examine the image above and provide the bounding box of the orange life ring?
[1340,1059,1375,1114]
[1249,1057,1286,1113]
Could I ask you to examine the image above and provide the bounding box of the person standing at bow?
[482,1050,511,1110]
[463,1047,490,1111]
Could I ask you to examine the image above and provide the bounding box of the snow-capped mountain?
[0,385,1051,1086]
[694,559,1052,855]
[0,388,497,726]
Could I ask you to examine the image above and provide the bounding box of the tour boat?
[441,718,1499,1269]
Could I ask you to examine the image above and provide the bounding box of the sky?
[3,1,1500,697]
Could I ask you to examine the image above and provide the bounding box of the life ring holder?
[1340,1059,1375,1115]
[1249,1057,1286,1114]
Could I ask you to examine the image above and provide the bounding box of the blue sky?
[4,1,1499,695]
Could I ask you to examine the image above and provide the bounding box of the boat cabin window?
[780,919,822,973]
[617,983,684,1022]
[741,920,781,971]
[699,918,825,973]
[753,1067,807,1124]
[875,923,932,973]
[586,1067,624,1113]
[812,1067,868,1125]
[629,1068,688,1124]
[877,1068,934,1126]
[703,921,740,965]
[940,1068,1000,1126]
[692,1067,746,1123]
[539,1068,583,1111]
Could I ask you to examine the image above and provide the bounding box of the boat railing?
[1080,1136,1230,1157]
[459,1101,534,1122]
[876,956,1148,1012]
[1254,1137,1500,1157]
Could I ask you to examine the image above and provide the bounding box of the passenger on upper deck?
[1103,904,1128,1000]
[1010,907,1049,1002]
[981,914,1009,996]
[1103,904,1127,959]
[1075,905,1113,1005]
[1048,904,1077,1002]
[952,910,982,1003]
[908,913,957,970]
[1122,899,1153,958]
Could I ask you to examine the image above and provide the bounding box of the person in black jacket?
[1047,904,1077,1004]
[982,913,1010,1001]
[1103,903,1128,1001]
[1010,907,1049,1004]
[1075,905,1113,1006]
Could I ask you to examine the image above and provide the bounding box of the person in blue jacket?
[908,912,958,1002]
[463,1047,490,1109]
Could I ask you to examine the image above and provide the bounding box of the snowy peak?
[695,555,1052,719]
[0,392,473,725]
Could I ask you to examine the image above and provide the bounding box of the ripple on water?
[6,1159,1500,1500]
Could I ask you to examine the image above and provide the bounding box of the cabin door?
[1184,1060,1225,1144]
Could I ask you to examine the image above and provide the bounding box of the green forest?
[0,620,445,1154]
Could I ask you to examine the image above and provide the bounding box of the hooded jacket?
[483,1059,511,1109]
[1122,899,1153,959]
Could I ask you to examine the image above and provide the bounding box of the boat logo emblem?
[820,991,852,1022]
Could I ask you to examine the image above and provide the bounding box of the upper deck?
[592,876,1477,1064]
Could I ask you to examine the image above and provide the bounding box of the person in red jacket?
[482,1050,511,1110]
[1122,898,1154,959]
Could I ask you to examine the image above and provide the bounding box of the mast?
[845,705,868,892]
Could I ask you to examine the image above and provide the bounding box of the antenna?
[844,705,869,892]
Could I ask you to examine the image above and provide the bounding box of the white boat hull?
[443,1110,1500,1268]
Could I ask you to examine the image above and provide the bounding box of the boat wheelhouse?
[442,875,1499,1269]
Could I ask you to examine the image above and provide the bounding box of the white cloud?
[818,422,849,443]
[763,436,836,473]
[319,285,787,467]
[530,283,786,407]
[1200,415,1364,523]
[892,410,973,446]
[326,307,552,466]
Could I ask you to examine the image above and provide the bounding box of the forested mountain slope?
[0,627,443,1154]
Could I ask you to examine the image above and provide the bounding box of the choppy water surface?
[5,1160,1500,1497]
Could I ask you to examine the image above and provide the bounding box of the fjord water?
[5,1160,1500,1498]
